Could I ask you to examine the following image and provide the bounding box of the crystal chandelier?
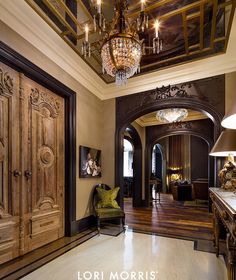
[156,109,188,123]
[82,0,163,86]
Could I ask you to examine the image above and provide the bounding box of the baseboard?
[77,215,96,232]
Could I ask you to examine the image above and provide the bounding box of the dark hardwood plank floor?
[124,194,213,241]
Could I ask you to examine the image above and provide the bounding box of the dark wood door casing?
[116,78,225,207]
[145,119,215,201]
[124,125,143,207]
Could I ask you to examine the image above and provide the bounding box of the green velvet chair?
[93,184,125,235]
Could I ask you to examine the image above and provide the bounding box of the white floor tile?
[21,231,227,280]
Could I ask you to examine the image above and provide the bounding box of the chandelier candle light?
[82,0,163,85]
[82,24,91,58]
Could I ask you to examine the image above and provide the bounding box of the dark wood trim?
[75,215,96,232]
[116,77,225,207]
[124,126,143,207]
[0,41,77,236]
[145,119,215,205]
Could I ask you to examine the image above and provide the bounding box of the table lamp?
[210,129,236,190]
[221,104,236,129]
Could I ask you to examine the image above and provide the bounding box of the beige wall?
[0,21,116,220]
[102,99,116,187]
[76,90,103,219]
[76,98,116,219]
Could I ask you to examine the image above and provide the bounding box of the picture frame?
[79,145,102,178]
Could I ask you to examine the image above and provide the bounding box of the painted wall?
[0,21,115,220]
[102,99,116,187]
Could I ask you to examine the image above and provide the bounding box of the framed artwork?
[79,146,102,178]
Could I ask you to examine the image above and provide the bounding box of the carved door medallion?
[0,62,65,263]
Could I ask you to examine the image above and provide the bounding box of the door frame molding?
[124,125,143,207]
[115,79,224,208]
[0,42,76,236]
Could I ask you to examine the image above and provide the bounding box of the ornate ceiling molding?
[0,1,236,100]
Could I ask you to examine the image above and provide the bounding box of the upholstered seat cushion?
[96,186,120,209]
[95,208,125,218]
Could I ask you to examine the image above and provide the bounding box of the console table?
[210,188,236,280]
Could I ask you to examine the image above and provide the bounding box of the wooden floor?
[124,194,213,241]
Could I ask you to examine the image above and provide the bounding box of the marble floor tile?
[21,231,227,280]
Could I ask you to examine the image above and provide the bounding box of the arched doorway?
[146,125,214,206]
[123,125,143,207]
[150,134,210,204]
[152,144,167,193]
[123,138,134,197]
[115,79,224,208]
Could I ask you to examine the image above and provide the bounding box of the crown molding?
[0,0,105,99]
[0,0,236,101]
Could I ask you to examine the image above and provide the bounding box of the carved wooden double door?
[0,62,65,264]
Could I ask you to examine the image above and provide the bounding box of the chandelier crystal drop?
[82,0,163,86]
[156,108,188,123]
[101,35,142,85]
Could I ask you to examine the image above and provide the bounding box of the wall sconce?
[221,104,236,129]
[210,129,236,190]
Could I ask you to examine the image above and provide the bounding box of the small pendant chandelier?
[82,0,163,86]
[156,108,188,123]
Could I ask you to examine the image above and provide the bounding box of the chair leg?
[97,218,101,235]
[122,217,126,232]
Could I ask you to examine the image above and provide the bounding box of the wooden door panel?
[22,80,65,251]
[0,63,65,262]
[0,63,20,263]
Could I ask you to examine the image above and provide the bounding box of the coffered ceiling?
[25,0,235,84]
[0,1,236,100]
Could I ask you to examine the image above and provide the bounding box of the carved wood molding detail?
[0,205,11,219]
[39,146,55,168]
[30,88,60,118]
[167,121,193,130]
[140,83,209,106]
[0,68,13,96]
[147,119,214,147]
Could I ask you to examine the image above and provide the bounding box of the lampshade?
[209,129,236,157]
[221,105,236,129]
